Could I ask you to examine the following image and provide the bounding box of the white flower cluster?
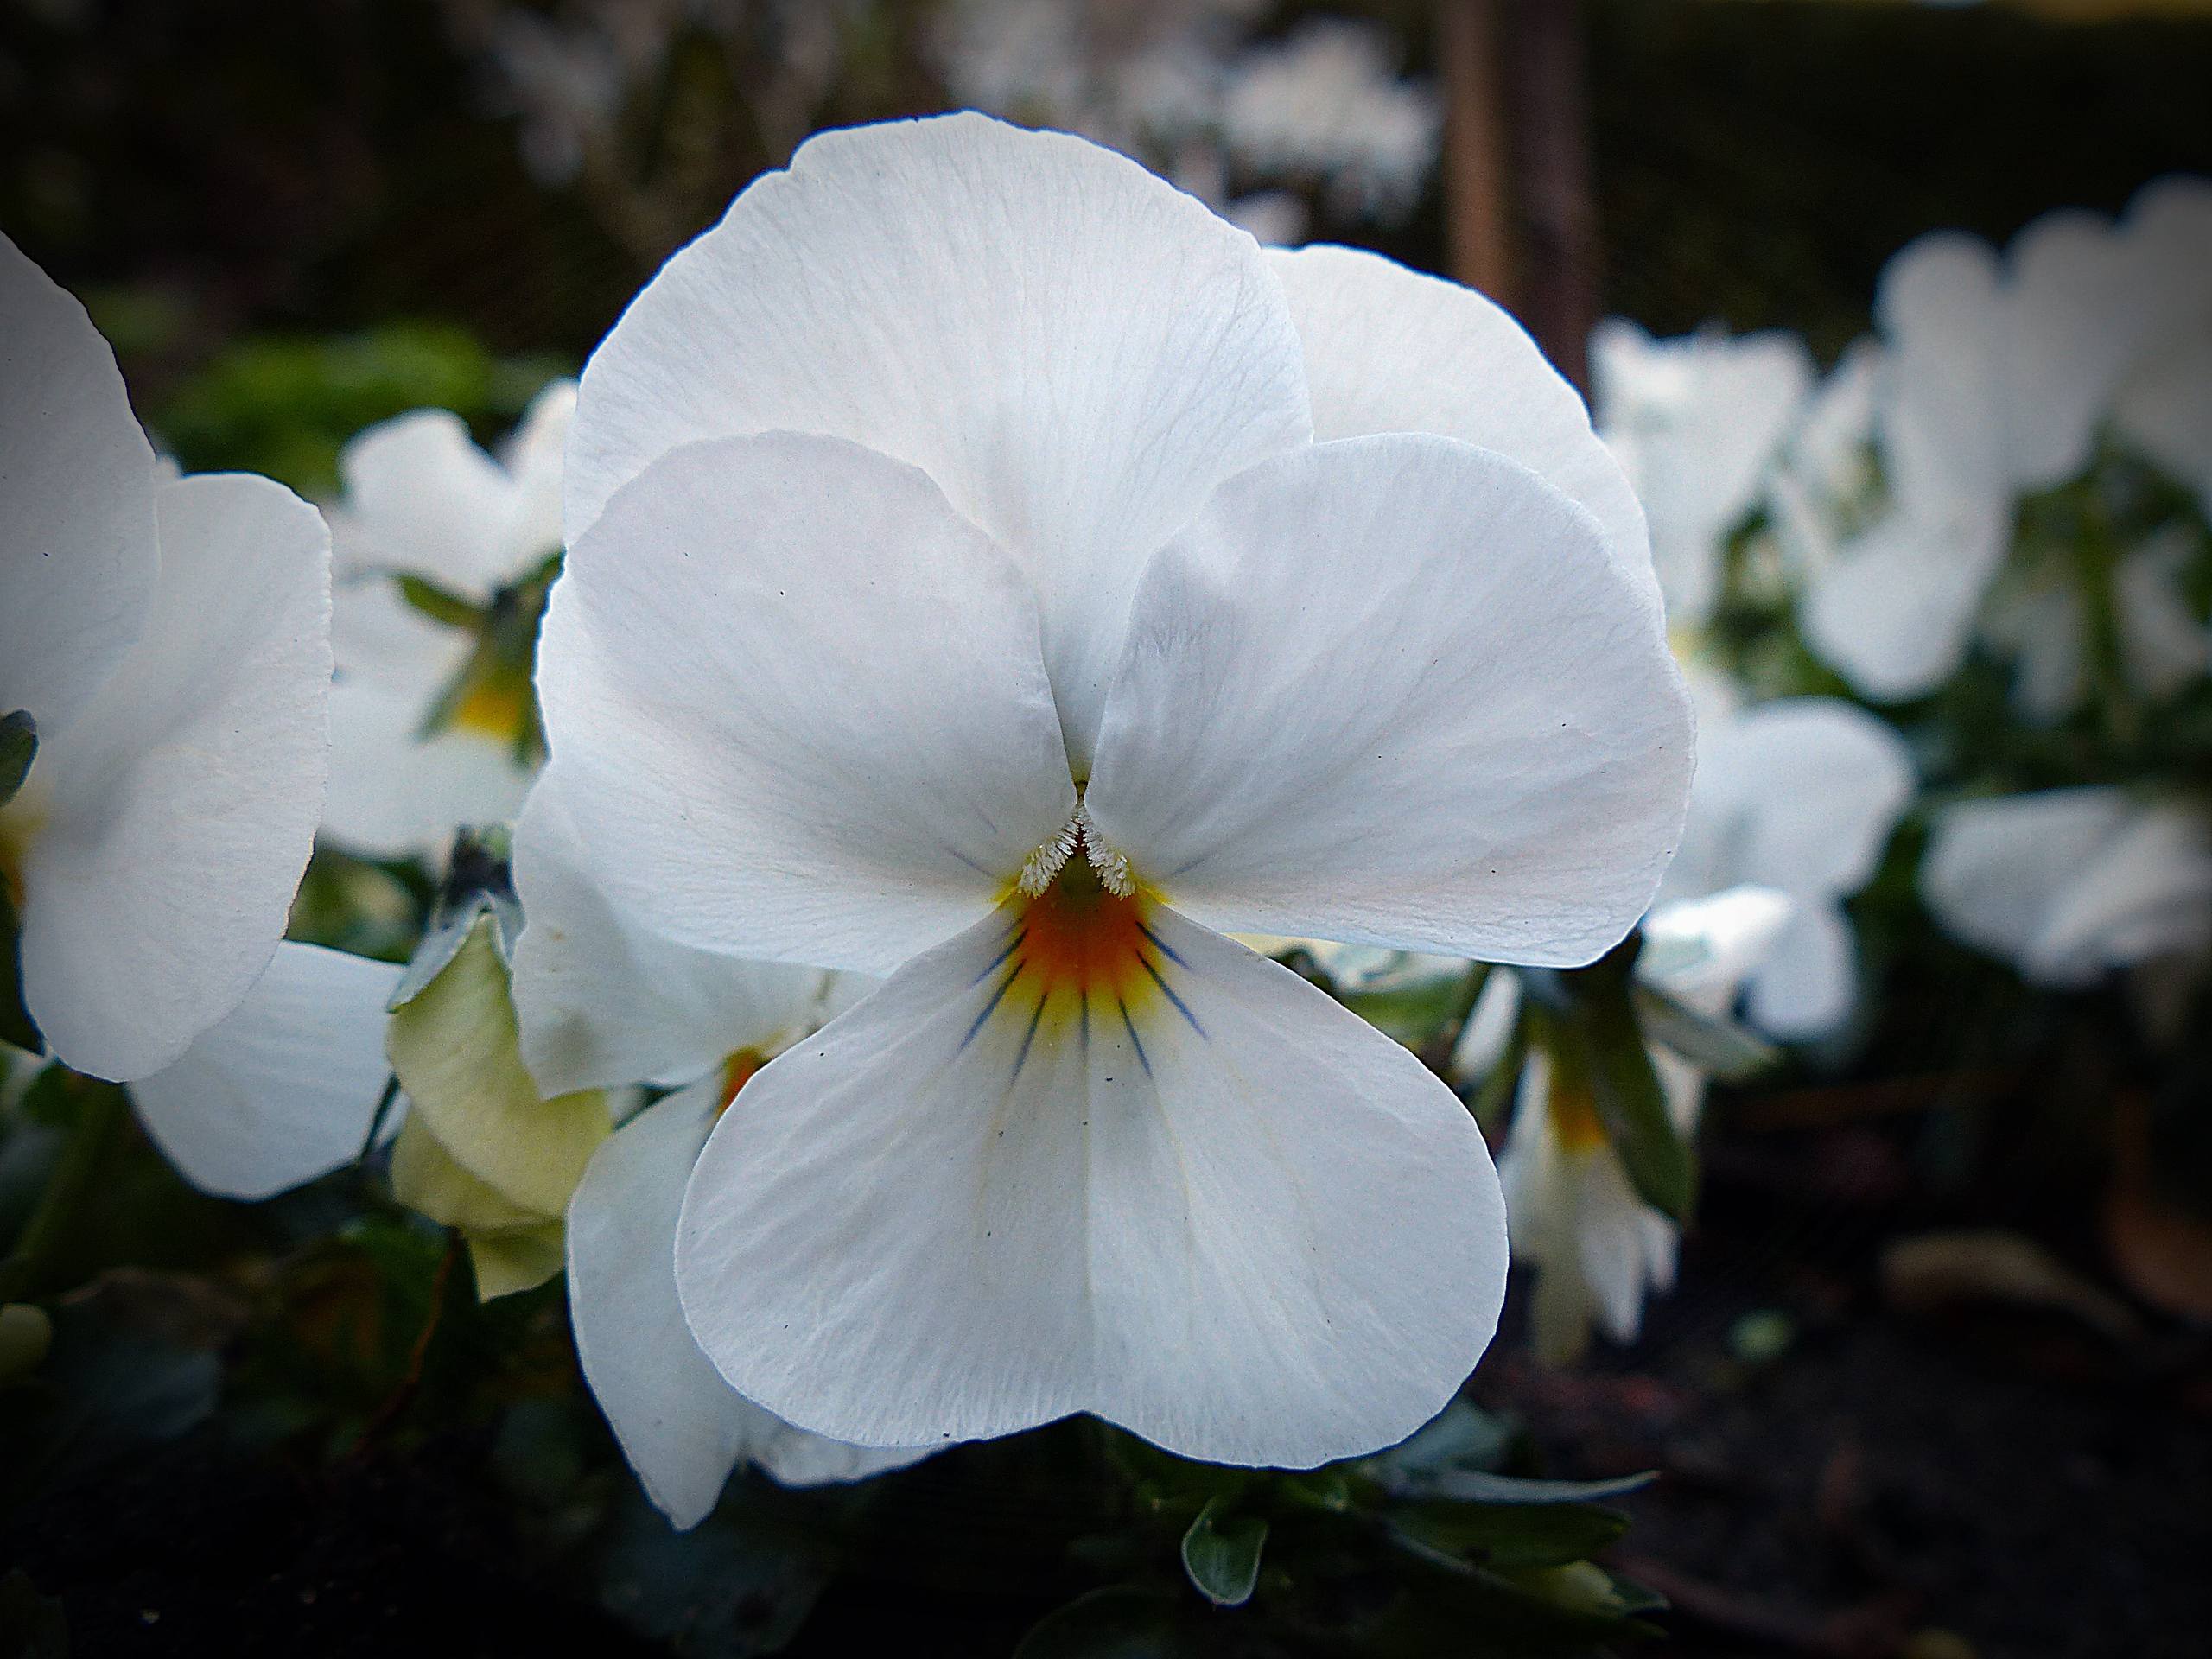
[4,117,1693,1523]
[932,0,1441,243]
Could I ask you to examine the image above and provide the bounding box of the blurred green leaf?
[1632,983,1779,1082]
[0,888,39,1056]
[1014,1587,1199,1659]
[0,710,34,806]
[1180,1496,1267,1608]
[397,575,485,632]
[1387,1499,1630,1570]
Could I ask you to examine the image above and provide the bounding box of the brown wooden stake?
[1509,0,1600,391]
[1438,0,1516,307]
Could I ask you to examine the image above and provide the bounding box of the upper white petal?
[1589,319,1812,626]
[21,474,332,1080]
[675,904,1505,1467]
[511,774,842,1096]
[333,410,524,599]
[535,430,1075,976]
[1085,435,1691,966]
[1267,244,1656,605]
[131,942,400,1200]
[565,111,1312,767]
[569,1081,925,1530]
[0,232,159,739]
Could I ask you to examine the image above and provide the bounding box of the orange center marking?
[715,1047,767,1116]
[1547,1073,1610,1154]
[1013,857,1154,1007]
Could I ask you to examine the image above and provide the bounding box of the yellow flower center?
[1545,1070,1610,1154]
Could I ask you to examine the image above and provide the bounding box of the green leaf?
[1395,1468,1656,1506]
[1387,1499,1630,1569]
[1531,942,1698,1224]
[0,887,41,1056]
[1631,982,1778,1082]
[396,575,485,632]
[1014,1588,1196,1659]
[0,711,34,807]
[1179,1496,1267,1608]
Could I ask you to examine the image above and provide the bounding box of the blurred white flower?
[541,115,1687,1465]
[1591,319,1814,632]
[486,9,628,185]
[1981,524,2208,723]
[1217,18,1440,225]
[1480,887,1794,1364]
[1,234,331,1085]
[507,775,927,1529]
[2111,176,2212,521]
[320,380,574,861]
[1923,787,2212,988]
[1660,697,1915,1039]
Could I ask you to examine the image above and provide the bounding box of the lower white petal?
[676,900,1505,1468]
[21,474,331,1081]
[131,942,400,1200]
[569,1082,925,1530]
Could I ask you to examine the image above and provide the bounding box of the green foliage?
[1180,1497,1268,1607]
[0,712,33,808]
[1523,944,1700,1224]
[152,323,572,498]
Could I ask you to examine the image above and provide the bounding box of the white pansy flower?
[1922,787,2212,988]
[1476,887,1794,1364]
[1,234,331,1089]
[1590,319,1814,631]
[2111,176,2212,521]
[511,777,926,1529]
[1660,697,1915,1040]
[320,380,574,861]
[1798,207,2145,702]
[539,115,1691,1466]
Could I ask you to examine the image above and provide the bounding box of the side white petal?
[511,776,836,1096]
[676,904,1505,1468]
[1668,697,1914,906]
[131,942,400,1200]
[1268,244,1655,601]
[1802,480,2011,702]
[2028,803,2212,982]
[1589,320,1812,626]
[536,431,1075,976]
[334,410,519,597]
[569,1082,923,1530]
[1920,789,2131,983]
[568,112,1311,766]
[21,474,332,1081]
[1639,886,1796,1012]
[1742,900,1857,1041]
[1086,435,1691,966]
[2000,208,2146,490]
[0,232,159,736]
[495,378,576,574]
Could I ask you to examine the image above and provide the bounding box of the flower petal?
[1743,899,1856,1041]
[511,775,842,1096]
[676,903,1504,1467]
[1588,319,1811,626]
[1668,697,1913,908]
[21,473,331,1081]
[131,942,400,1200]
[333,410,521,597]
[566,112,1311,766]
[322,672,535,861]
[1268,245,1655,602]
[1084,435,1690,967]
[569,1081,925,1529]
[0,232,158,738]
[1921,789,2131,984]
[536,431,1076,976]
